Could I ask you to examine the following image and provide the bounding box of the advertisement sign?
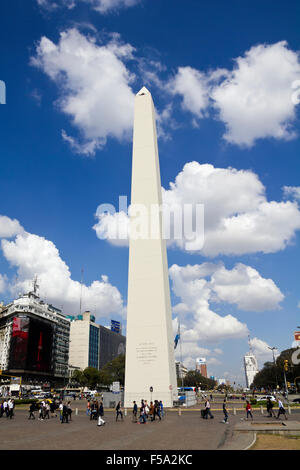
[112,381,120,393]
[294,331,300,342]
[111,320,121,334]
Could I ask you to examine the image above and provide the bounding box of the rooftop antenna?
[79,267,84,316]
[33,275,39,295]
[248,334,253,355]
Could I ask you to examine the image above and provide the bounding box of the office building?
[0,288,70,382]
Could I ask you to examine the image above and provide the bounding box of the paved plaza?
[1,401,299,450]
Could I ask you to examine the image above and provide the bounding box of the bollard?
[288,406,291,415]
[233,408,236,415]
[76,408,78,415]
[178,407,181,416]
[260,406,264,415]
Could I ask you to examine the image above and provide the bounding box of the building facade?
[196,357,207,378]
[0,290,70,382]
[175,361,188,381]
[68,311,126,371]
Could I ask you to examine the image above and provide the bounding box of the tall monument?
[124,87,178,408]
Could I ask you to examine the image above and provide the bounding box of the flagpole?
[179,321,184,388]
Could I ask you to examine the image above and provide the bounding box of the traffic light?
[284,360,289,371]
[287,382,291,388]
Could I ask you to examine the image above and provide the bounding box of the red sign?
[294,332,300,341]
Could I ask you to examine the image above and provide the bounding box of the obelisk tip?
[136,86,151,96]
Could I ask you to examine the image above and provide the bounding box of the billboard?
[9,315,54,373]
[294,331,300,342]
[196,357,206,364]
[111,320,121,334]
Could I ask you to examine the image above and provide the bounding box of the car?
[292,398,300,403]
[256,395,276,402]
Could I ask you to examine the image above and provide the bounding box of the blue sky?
[0,0,300,385]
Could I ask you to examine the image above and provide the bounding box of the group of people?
[245,397,288,421]
[27,399,72,423]
[0,398,15,419]
[201,396,289,424]
[86,399,105,425]
[132,399,164,424]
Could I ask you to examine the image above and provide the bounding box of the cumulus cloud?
[31,28,135,155]
[168,66,210,118]
[283,185,300,200]
[0,216,24,238]
[94,162,300,256]
[249,337,278,363]
[169,262,283,368]
[169,263,249,345]
[210,263,284,311]
[0,222,124,320]
[169,41,300,146]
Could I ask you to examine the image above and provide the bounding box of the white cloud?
[0,216,24,238]
[210,263,284,312]
[169,41,300,146]
[0,274,7,294]
[94,161,300,256]
[31,28,135,155]
[0,228,125,320]
[37,0,140,13]
[249,337,279,363]
[283,185,300,200]
[169,263,249,345]
[84,0,140,13]
[169,262,283,369]
[168,66,210,118]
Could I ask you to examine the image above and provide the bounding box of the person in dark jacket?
[116,401,123,421]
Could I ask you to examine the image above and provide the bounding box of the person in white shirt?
[3,400,8,418]
[276,398,287,420]
[7,399,14,419]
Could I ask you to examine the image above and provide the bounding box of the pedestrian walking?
[245,401,253,420]
[204,399,214,419]
[90,401,98,420]
[144,400,149,419]
[222,399,229,424]
[7,399,14,419]
[67,401,72,421]
[44,402,50,419]
[59,401,63,422]
[154,400,161,421]
[116,401,123,421]
[159,400,164,418]
[266,397,275,417]
[139,400,146,424]
[28,402,36,420]
[276,398,288,420]
[132,401,138,423]
[61,403,69,423]
[97,401,105,426]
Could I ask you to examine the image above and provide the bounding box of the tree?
[252,348,300,391]
[180,370,217,390]
[99,354,125,386]
[70,367,100,389]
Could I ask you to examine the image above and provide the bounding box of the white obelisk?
[124,87,178,408]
